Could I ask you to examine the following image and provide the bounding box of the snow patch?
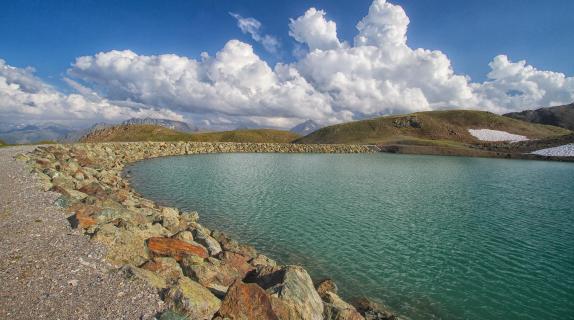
[531,144,574,157]
[468,129,529,142]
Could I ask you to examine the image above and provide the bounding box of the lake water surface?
[127,153,574,319]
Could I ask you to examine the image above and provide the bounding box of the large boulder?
[193,229,222,256]
[245,265,324,320]
[121,265,168,289]
[164,277,221,320]
[147,237,208,261]
[218,280,279,320]
[158,207,180,231]
[181,257,242,289]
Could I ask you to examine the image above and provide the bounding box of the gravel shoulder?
[0,146,164,319]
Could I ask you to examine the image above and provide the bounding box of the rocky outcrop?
[20,141,393,320]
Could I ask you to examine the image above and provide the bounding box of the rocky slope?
[17,142,393,320]
[504,103,574,130]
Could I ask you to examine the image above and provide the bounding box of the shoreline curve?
[15,142,400,320]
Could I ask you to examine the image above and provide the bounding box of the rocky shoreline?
[15,141,396,320]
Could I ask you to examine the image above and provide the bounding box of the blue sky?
[1,0,572,84]
[1,0,573,128]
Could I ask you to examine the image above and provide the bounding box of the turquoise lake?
[127,153,574,319]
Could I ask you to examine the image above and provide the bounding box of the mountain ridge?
[290,120,321,135]
[504,103,574,130]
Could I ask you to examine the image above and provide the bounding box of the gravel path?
[0,146,164,319]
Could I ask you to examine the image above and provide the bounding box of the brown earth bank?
[7,142,401,320]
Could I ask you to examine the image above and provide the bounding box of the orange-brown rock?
[66,204,101,229]
[221,251,254,277]
[218,280,279,320]
[147,237,208,260]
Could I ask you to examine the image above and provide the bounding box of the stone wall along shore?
[16,142,396,320]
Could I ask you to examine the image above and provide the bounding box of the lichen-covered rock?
[92,224,151,265]
[218,280,279,320]
[141,257,183,285]
[51,175,77,190]
[323,291,364,320]
[251,254,278,268]
[173,230,194,243]
[158,207,180,231]
[164,277,221,320]
[316,278,338,297]
[51,185,88,202]
[193,229,222,256]
[147,237,208,260]
[245,265,324,320]
[121,265,168,289]
[181,257,242,288]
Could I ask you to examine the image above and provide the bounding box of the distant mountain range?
[290,120,321,135]
[504,103,574,130]
[0,123,77,144]
[0,118,197,144]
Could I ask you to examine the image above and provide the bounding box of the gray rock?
[193,229,222,256]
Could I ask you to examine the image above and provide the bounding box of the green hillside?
[294,110,572,158]
[80,125,300,143]
[295,110,569,145]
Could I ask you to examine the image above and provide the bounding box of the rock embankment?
[17,142,395,320]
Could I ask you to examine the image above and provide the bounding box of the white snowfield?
[531,144,574,157]
[468,129,529,142]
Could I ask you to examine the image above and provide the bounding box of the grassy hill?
[296,110,568,145]
[504,103,574,131]
[79,125,300,143]
[294,110,572,158]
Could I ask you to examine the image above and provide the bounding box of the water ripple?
[127,153,574,320]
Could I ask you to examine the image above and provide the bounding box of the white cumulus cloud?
[0,59,184,123]
[2,0,573,129]
[69,41,339,127]
[474,55,574,113]
[288,8,343,51]
[230,12,280,54]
